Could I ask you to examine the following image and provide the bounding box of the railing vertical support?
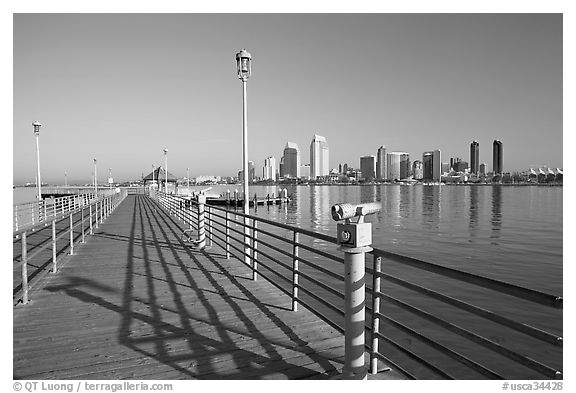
[21,231,29,304]
[89,204,93,234]
[370,255,382,374]
[207,208,213,247]
[225,210,230,259]
[252,219,258,281]
[196,194,206,249]
[69,213,74,255]
[15,204,18,231]
[292,231,299,311]
[52,220,57,272]
[81,206,85,243]
[95,197,99,228]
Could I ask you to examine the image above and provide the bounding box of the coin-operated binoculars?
[331,202,382,380]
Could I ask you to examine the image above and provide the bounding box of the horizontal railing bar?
[292,254,345,283]
[372,332,455,379]
[377,291,562,379]
[374,312,504,379]
[295,268,345,301]
[297,284,345,319]
[371,248,562,309]
[374,271,562,347]
[294,241,345,265]
[371,351,417,380]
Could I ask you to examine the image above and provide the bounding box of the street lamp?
[109,168,112,189]
[93,158,98,196]
[187,167,190,195]
[236,49,252,265]
[32,121,42,201]
[164,148,168,193]
[64,171,68,187]
[152,164,155,188]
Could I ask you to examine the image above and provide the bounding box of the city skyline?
[13,14,562,183]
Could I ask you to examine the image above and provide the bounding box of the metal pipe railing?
[13,190,127,305]
[152,191,563,380]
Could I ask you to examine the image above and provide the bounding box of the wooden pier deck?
[14,194,381,380]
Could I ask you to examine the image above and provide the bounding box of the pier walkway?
[13,194,383,380]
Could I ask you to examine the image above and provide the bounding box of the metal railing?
[13,190,127,305]
[156,191,563,379]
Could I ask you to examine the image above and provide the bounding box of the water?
[13,187,38,205]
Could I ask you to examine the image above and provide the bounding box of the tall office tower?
[412,160,423,180]
[480,163,486,176]
[423,149,442,181]
[386,152,406,181]
[399,153,410,179]
[279,156,285,178]
[493,140,503,174]
[442,162,450,174]
[470,140,480,174]
[343,163,349,174]
[338,163,342,174]
[263,156,277,181]
[376,145,387,181]
[300,164,311,179]
[248,161,255,182]
[310,134,330,180]
[360,155,376,181]
[283,142,301,178]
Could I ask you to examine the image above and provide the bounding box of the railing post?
[95,197,99,228]
[81,205,85,243]
[292,231,299,311]
[371,255,382,375]
[69,213,74,255]
[89,204,93,234]
[52,220,57,272]
[196,194,206,249]
[21,231,29,304]
[252,219,258,281]
[207,207,213,247]
[15,204,18,231]
[225,210,230,259]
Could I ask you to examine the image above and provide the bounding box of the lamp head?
[236,49,252,81]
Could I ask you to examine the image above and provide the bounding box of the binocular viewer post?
[331,201,381,380]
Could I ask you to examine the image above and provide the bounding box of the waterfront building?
[376,145,387,181]
[493,140,503,174]
[283,142,301,178]
[360,155,376,181]
[470,140,480,174]
[400,153,410,179]
[279,156,285,178]
[262,156,276,181]
[442,162,450,175]
[412,160,423,180]
[454,160,469,173]
[248,161,256,183]
[480,163,487,176]
[423,149,441,182]
[310,134,329,180]
[386,152,407,181]
[300,164,311,180]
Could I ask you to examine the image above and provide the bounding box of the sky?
[12,12,563,184]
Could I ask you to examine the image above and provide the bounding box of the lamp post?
[93,158,98,197]
[64,171,68,187]
[109,168,112,189]
[236,49,252,265]
[152,164,155,188]
[164,148,168,193]
[187,167,190,195]
[32,121,42,201]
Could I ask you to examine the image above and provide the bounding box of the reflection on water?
[469,185,479,237]
[310,185,330,232]
[491,186,502,240]
[422,185,441,230]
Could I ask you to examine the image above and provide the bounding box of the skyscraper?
[283,142,301,178]
[386,152,407,181]
[412,160,423,180]
[263,156,276,181]
[310,134,329,180]
[423,149,441,182]
[376,145,387,181]
[493,140,503,174]
[470,140,480,174]
[248,161,255,183]
[360,155,376,181]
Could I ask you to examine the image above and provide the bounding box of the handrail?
[151,190,563,379]
[13,190,127,305]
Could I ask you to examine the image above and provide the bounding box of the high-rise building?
[423,149,441,182]
[386,152,407,181]
[360,155,376,181]
[263,156,276,181]
[480,163,487,176]
[310,134,329,180]
[470,140,480,174]
[442,162,450,174]
[493,140,503,174]
[412,160,423,180]
[300,164,311,179]
[400,153,410,179]
[283,142,301,178]
[248,161,255,183]
[376,145,387,181]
